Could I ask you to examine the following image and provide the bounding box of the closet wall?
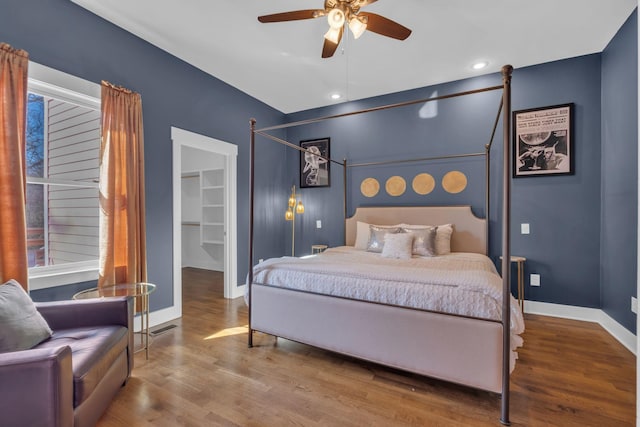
[181,146,225,271]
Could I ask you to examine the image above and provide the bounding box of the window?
[26,63,101,289]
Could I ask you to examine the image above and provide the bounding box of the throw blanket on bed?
[249,246,525,364]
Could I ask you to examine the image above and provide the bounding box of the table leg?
[145,293,150,360]
[517,261,524,311]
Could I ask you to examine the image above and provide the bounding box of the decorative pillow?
[354,221,371,250]
[366,225,400,253]
[435,224,454,255]
[0,280,52,353]
[401,226,437,257]
[355,221,401,250]
[381,233,414,259]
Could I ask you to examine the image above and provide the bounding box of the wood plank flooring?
[98,267,636,426]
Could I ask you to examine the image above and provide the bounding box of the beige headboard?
[345,205,487,255]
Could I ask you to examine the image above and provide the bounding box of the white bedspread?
[250,246,525,365]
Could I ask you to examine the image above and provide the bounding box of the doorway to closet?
[172,127,239,320]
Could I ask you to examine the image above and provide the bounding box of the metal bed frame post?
[248,118,256,348]
[500,65,513,426]
[485,143,491,255]
[487,97,505,260]
[343,159,348,244]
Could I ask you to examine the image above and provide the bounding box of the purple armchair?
[0,296,134,427]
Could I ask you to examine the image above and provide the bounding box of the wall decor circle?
[360,178,380,198]
[442,171,468,194]
[412,173,436,195]
[385,176,406,197]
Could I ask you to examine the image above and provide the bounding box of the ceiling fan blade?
[358,0,378,7]
[359,12,411,40]
[321,27,343,58]
[258,9,325,23]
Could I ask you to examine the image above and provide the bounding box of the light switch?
[521,223,530,234]
[316,220,322,229]
[530,274,540,287]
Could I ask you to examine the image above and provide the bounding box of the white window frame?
[27,62,101,291]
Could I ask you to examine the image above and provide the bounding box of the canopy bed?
[248,66,516,425]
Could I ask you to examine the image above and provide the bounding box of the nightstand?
[500,256,526,311]
[311,244,328,254]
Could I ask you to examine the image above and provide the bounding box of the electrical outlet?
[316,220,322,229]
[530,274,540,287]
[632,297,638,314]
[521,223,530,234]
[259,258,264,263]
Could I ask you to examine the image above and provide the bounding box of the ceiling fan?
[258,0,412,58]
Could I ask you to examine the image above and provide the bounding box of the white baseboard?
[524,300,637,355]
[141,285,244,332]
[134,305,182,332]
[141,295,637,355]
[230,284,246,300]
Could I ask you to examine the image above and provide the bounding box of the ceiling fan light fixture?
[324,26,341,44]
[348,16,367,39]
[327,8,345,29]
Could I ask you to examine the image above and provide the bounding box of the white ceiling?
[70,0,636,114]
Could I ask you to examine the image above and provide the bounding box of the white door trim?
[172,128,239,313]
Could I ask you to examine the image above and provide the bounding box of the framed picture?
[513,103,574,177]
[300,138,330,188]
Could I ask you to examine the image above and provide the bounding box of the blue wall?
[284,28,637,332]
[601,11,638,333]
[284,75,504,253]
[286,57,604,307]
[1,0,288,309]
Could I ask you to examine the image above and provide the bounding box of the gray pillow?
[401,226,437,257]
[367,225,400,253]
[0,280,52,353]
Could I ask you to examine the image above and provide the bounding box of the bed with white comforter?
[251,247,524,371]
[248,206,524,393]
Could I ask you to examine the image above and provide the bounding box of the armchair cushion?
[0,279,52,353]
[35,325,129,407]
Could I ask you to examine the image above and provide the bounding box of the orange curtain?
[98,81,147,288]
[0,43,29,289]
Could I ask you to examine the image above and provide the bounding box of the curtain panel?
[0,43,29,289]
[98,81,147,289]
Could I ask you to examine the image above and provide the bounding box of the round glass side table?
[73,283,156,359]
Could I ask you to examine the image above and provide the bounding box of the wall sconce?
[285,185,304,256]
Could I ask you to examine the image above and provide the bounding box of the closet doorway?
[172,127,239,320]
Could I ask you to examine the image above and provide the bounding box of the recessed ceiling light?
[472,61,489,70]
[330,93,342,100]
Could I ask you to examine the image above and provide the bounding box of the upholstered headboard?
[345,205,487,255]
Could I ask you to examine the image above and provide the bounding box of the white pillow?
[435,224,453,255]
[354,221,371,250]
[381,233,414,259]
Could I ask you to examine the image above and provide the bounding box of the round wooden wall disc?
[385,176,406,197]
[412,173,435,195]
[442,171,468,194]
[360,178,380,198]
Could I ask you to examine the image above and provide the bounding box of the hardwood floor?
[98,268,636,426]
